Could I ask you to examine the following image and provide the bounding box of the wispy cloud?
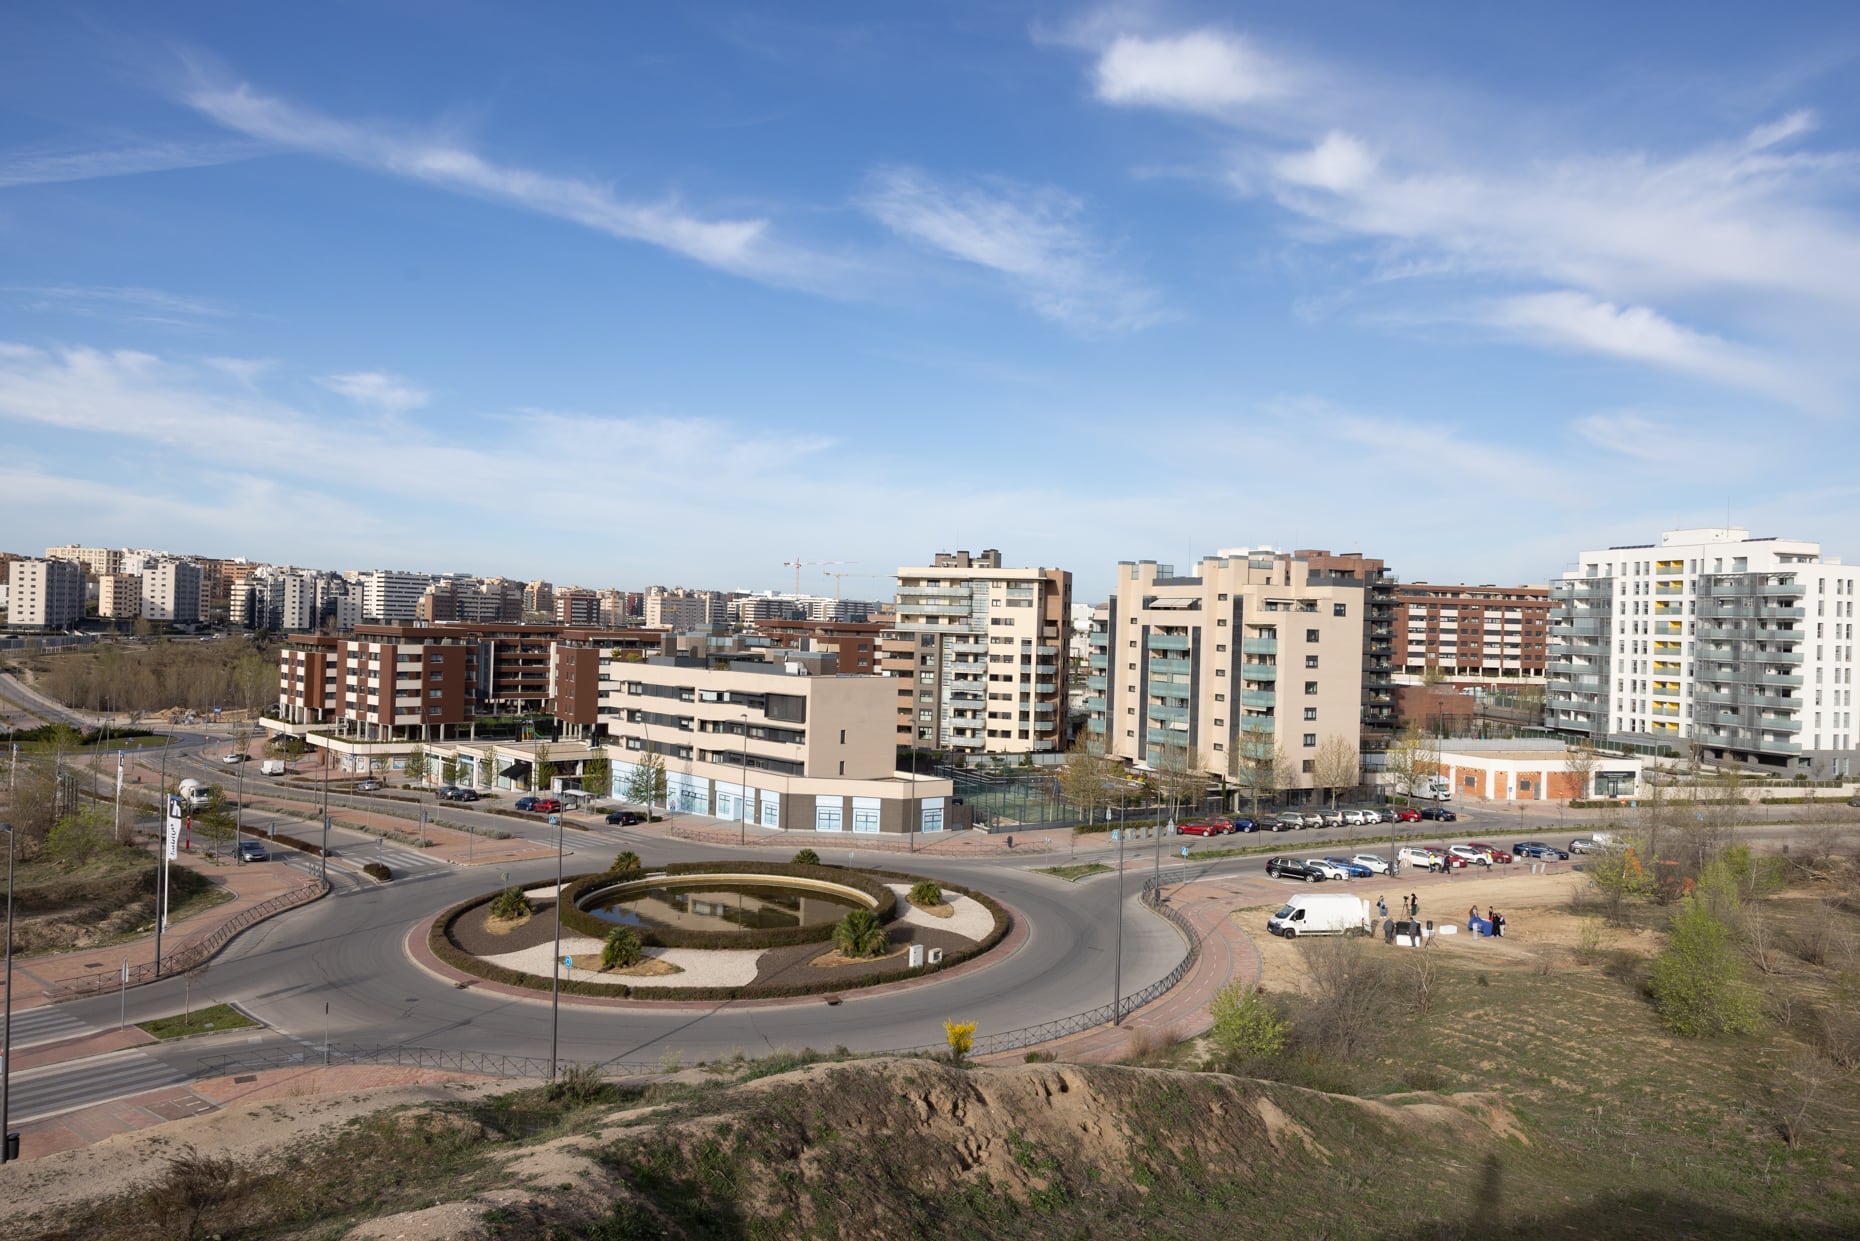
[860,166,1161,332]
[319,371,430,414]
[0,138,256,189]
[182,81,855,294]
[2,284,234,329]
[1092,30,1291,116]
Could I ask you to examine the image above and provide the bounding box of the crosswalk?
[6,1005,92,1050]
[335,843,447,878]
[10,1049,188,1124]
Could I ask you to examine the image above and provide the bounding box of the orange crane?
[783,557,850,594]
[823,569,890,599]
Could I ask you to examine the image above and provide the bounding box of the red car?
[1466,842,1513,864]
[531,797,564,814]
[1386,807,1422,822]
[1177,821,1230,837]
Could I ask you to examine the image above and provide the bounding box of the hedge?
[362,862,392,881]
[559,861,900,951]
[429,866,1012,1003]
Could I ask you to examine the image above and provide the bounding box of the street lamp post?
[738,714,749,847]
[1112,807,1126,1026]
[2,821,17,1162]
[549,814,564,1081]
[233,732,247,860]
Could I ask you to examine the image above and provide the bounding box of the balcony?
[1242,664,1278,681]
[1148,633,1191,652]
[1152,679,1192,700]
[1655,585,1685,596]
[1238,716,1275,733]
[1241,689,1277,708]
[1149,657,1192,677]
[1242,638,1278,655]
[1088,674,1106,691]
[1089,653,1107,669]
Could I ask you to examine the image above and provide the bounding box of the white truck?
[260,759,286,776]
[176,778,212,809]
[1266,893,1371,938]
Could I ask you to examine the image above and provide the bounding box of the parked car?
[515,796,541,811]
[1316,811,1344,828]
[1418,806,1457,822]
[1304,858,1352,880]
[1266,857,1327,882]
[354,779,381,792]
[236,839,268,862]
[1447,844,1494,867]
[1322,856,1373,878]
[1178,820,1230,837]
[1351,853,1394,874]
[606,809,645,826]
[1359,809,1384,825]
[1568,837,1604,854]
[1467,842,1513,864]
[1341,810,1369,827]
[1396,846,1440,870]
[438,786,481,802]
[1514,841,1569,860]
[1386,807,1422,822]
[221,752,247,765]
[1267,892,1371,938]
[1225,817,1260,833]
[532,797,564,814]
[1273,813,1308,831]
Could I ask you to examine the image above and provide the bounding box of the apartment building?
[597,653,954,833]
[357,570,436,623]
[645,587,719,630]
[1548,527,1859,777]
[1395,583,1552,678]
[1086,549,1368,796]
[883,549,1071,755]
[553,589,600,627]
[98,572,142,621]
[523,580,553,616]
[45,544,122,577]
[418,578,522,623]
[6,558,84,629]
[755,618,885,675]
[140,559,202,624]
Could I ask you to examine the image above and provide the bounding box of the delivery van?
[1266,893,1371,939]
[260,759,286,775]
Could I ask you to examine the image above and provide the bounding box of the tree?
[1385,726,1441,804]
[479,748,499,791]
[1230,734,1291,819]
[533,741,553,793]
[404,744,427,784]
[624,752,667,814]
[1312,736,1360,810]
[440,754,460,788]
[1588,834,1654,924]
[1563,740,1601,802]
[45,807,113,867]
[792,848,821,866]
[606,850,642,876]
[602,926,643,970]
[831,908,888,959]
[1649,894,1761,1037]
[583,751,612,801]
[1152,735,1206,820]
[1056,737,1121,826]
[1208,981,1287,1062]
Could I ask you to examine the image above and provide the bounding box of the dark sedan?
[1514,841,1570,860]
[1265,856,1327,883]
[1418,806,1458,821]
[605,809,645,826]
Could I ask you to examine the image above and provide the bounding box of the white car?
[1396,846,1438,870]
[1341,810,1368,826]
[1359,809,1384,825]
[221,752,247,765]
[1304,858,1351,880]
[1447,844,1494,867]
[1351,853,1394,874]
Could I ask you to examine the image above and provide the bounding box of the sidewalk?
[7,845,324,1011]
[661,817,1070,857]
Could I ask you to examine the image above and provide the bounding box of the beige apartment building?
[45,544,123,578]
[1087,549,1368,798]
[882,549,1072,755]
[98,573,142,620]
[6,557,84,629]
[140,559,202,624]
[596,653,952,834]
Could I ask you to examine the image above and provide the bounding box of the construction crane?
[783,557,850,595]
[823,569,890,599]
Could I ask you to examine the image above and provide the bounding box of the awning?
[500,761,531,780]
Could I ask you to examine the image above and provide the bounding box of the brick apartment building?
[1394,583,1552,678]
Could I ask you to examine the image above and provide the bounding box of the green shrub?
[1649,895,1761,1038]
[602,926,643,970]
[489,886,532,920]
[909,880,944,906]
[607,850,642,876]
[1208,982,1287,1061]
[832,908,889,959]
[792,848,820,866]
[361,862,392,882]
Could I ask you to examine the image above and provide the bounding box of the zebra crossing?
[338,843,448,877]
[6,1004,92,1050]
[9,1049,188,1124]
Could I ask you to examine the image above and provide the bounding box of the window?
[1333,603,1347,617]
[1214,693,1225,702]
[1305,655,1319,669]
[1305,681,1318,695]
[1303,733,1317,747]
[1303,707,1317,721]
[1306,629,1320,642]
[839,729,846,744]
[1302,759,1315,773]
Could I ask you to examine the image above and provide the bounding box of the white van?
[1266,893,1370,939]
[260,759,286,776]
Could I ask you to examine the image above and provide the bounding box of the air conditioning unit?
[927,947,945,965]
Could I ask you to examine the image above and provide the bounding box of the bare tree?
[1774,1046,1836,1150]
[1298,935,1397,1059]
[1563,740,1601,803]
[1056,736,1121,826]
[1151,734,1206,821]
[1385,725,1441,804]
[1230,734,1291,819]
[1312,736,1360,811]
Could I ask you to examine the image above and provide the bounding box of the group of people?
[1376,894,1423,921]
[1469,905,1508,937]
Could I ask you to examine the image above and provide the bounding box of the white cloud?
[319,371,430,414]
[0,139,255,189]
[183,81,851,293]
[1,284,233,328]
[861,166,1160,331]
[1093,30,1289,116]
[1274,131,1377,194]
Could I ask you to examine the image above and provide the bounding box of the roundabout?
[428,860,1012,1002]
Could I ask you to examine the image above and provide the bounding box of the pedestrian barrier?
[192,1042,664,1081]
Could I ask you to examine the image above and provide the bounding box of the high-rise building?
[1547,527,1859,777]
[98,572,142,621]
[645,587,717,630]
[357,569,436,623]
[7,558,84,629]
[554,589,600,627]
[523,580,554,616]
[45,545,122,577]
[140,559,203,624]
[1087,549,1368,793]
[1395,583,1553,678]
[883,549,1071,755]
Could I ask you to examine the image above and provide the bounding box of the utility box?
[908,944,926,969]
[927,947,945,965]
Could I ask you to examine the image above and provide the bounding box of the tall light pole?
[1112,789,1127,1026]
[2,821,17,1162]
[233,730,247,859]
[549,813,564,1081]
[738,714,749,847]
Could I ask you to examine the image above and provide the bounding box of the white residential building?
[7,558,84,629]
[1548,527,1859,778]
[45,545,123,577]
[140,559,203,624]
[357,569,436,623]
[98,573,142,620]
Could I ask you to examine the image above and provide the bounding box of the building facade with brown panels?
[753,618,885,675]
[1394,583,1552,678]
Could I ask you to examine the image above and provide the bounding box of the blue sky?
[3,2,1858,603]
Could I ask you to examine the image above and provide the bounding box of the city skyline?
[3,3,1857,602]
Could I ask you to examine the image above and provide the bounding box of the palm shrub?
[607,850,642,876]
[908,880,944,907]
[489,886,532,920]
[831,908,888,959]
[792,848,820,866]
[602,926,643,970]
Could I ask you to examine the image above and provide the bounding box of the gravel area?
[481,939,766,988]
[885,885,994,941]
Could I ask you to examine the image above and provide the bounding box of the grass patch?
[138,1003,259,1041]
[1034,863,1112,882]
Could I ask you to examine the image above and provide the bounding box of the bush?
[792,848,820,866]
[602,926,643,970]
[1649,896,1761,1037]
[1208,981,1288,1062]
[489,886,532,920]
[909,880,944,906]
[832,908,889,959]
[607,850,642,876]
[361,862,392,882]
